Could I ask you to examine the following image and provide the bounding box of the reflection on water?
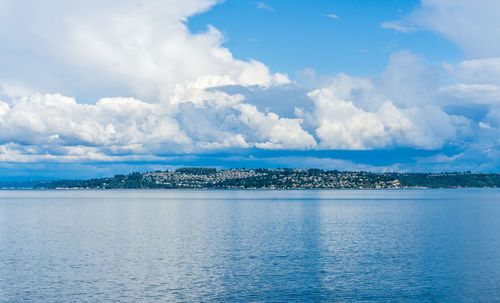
[1,189,500,302]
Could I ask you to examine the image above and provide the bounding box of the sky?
[0,0,500,179]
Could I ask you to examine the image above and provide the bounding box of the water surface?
[1,189,500,302]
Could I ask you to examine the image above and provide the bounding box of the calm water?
[1,189,500,302]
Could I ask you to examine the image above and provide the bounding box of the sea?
[1,189,499,302]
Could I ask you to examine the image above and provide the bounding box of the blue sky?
[0,0,500,179]
[189,0,464,77]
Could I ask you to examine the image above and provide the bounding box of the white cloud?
[381,21,416,33]
[0,93,191,153]
[0,47,482,162]
[439,83,500,105]
[0,0,287,102]
[385,0,500,58]
[298,52,472,150]
[255,2,274,11]
[325,14,339,19]
[0,89,319,161]
[306,85,468,150]
[444,58,500,85]
[235,103,317,150]
[377,51,440,107]
[1,0,500,172]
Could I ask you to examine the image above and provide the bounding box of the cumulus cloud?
[376,0,500,171]
[234,103,316,150]
[443,58,500,85]
[1,0,500,173]
[439,84,500,105]
[384,0,500,58]
[290,52,472,151]
[0,45,483,165]
[0,0,315,163]
[0,94,190,155]
[0,0,287,102]
[304,78,468,150]
[0,90,320,161]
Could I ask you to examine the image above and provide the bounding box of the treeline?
[391,172,500,188]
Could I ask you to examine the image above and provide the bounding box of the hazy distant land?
[2,168,500,190]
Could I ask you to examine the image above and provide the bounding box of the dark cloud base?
[0,147,468,181]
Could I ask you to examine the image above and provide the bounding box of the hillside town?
[138,168,402,189]
[4,168,499,190]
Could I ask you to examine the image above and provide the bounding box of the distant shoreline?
[2,168,500,190]
[2,187,499,191]
[4,188,500,190]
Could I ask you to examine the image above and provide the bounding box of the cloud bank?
[0,50,474,164]
[0,0,500,173]
[380,0,500,171]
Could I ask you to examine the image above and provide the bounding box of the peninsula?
[4,168,500,189]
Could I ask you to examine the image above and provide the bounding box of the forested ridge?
[3,168,499,189]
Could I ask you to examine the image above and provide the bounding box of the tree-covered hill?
[4,169,498,190]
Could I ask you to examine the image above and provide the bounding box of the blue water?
[1,189,500,302]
